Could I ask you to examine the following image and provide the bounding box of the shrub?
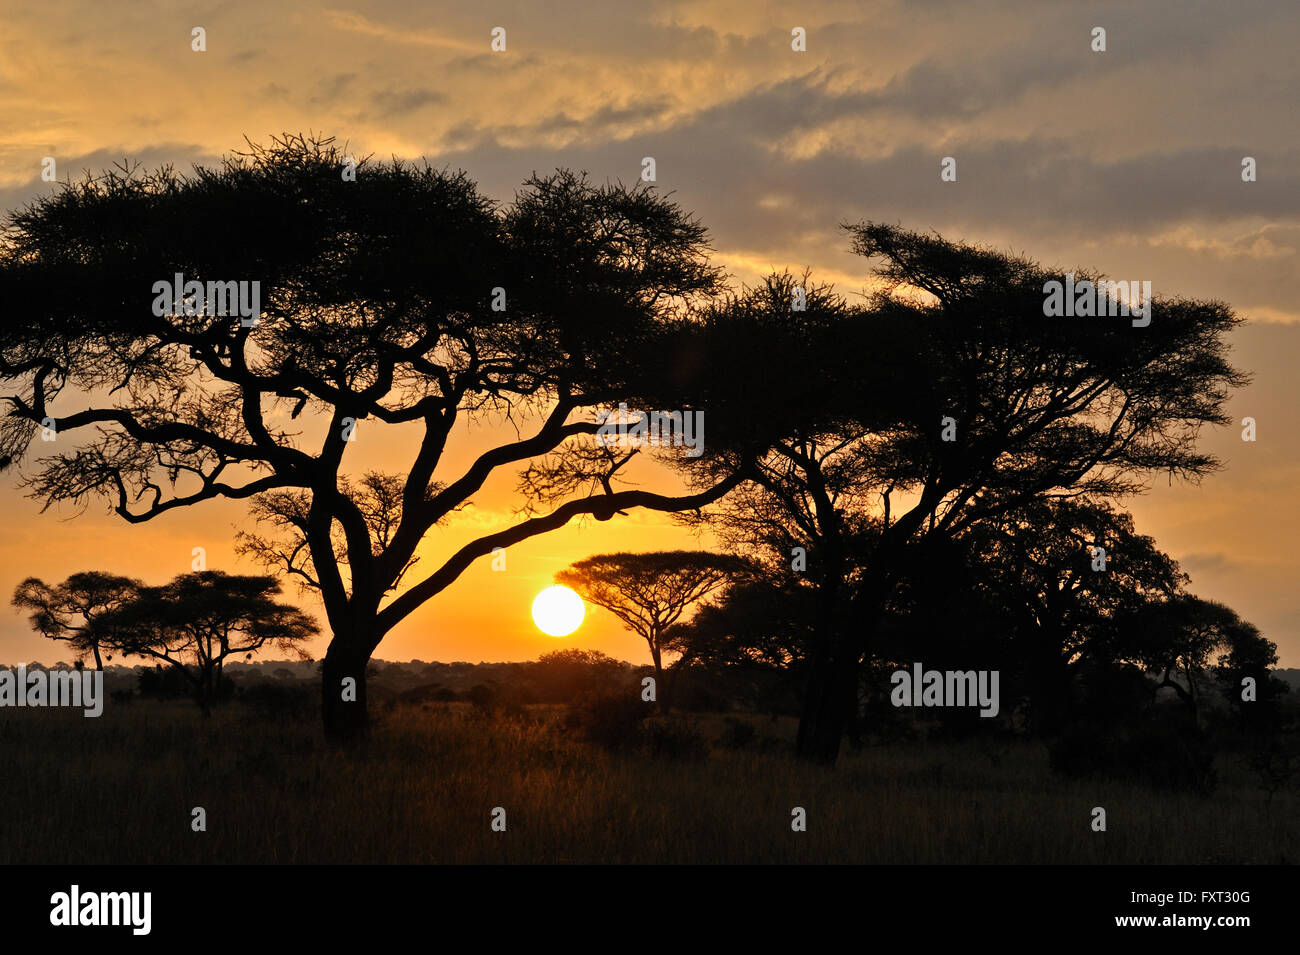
[526,650,635,703]
[137,665,191,701]
[561,691,708,759]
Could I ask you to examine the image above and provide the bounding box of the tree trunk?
[795,636,858,764]
[649,641,671,714]
[796,547,898,765]
[796,538,856,764]
[1028,630,1070,736]
[322,636,372,742]
[197,665,213,718]
[1160,666,1199,728]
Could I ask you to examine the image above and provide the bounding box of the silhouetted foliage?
[557,551,752,712]
[670,223,1246,763]
[12,572,141,670]
[525,648,634,702]
[0,134,751,740]
[137,664,194,701]
[1121,595,1275,727]
[93,570,316,714]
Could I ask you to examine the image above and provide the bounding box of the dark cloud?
[370,86,446,118]
[437,91,1300,251]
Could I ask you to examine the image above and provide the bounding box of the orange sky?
[2,1,1297,666]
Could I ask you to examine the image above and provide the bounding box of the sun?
[532,585,585,637]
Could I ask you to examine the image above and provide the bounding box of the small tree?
[952,496,1187,734]
[1125,595,1271,728]
[93,570,317,714]
[556,551,751,711]
[12,571,142,670]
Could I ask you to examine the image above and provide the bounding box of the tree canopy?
[557,550,752,709]
[0,134,751,736]
[92,570,317,712]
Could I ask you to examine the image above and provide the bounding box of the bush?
[524,649,634,703]
[561,692,708,759]
[137,665,192,701]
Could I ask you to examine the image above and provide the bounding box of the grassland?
[0,700,1293,864]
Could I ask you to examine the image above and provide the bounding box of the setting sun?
[531,584,585,637]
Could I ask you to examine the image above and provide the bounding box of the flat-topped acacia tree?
[12,571,142,671]
[556,550,752,711]
[665,230,1247,764]
[92,570,318,716]
[0,134,750,738]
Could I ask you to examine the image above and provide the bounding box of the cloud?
[324,10,480,52]
[369,86,446,118]
[1179,552,1233,574]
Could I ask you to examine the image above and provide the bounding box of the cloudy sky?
[1,0,1297,666]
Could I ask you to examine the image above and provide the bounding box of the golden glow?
[531,585,585,637]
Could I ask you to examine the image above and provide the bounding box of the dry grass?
[0,701,1292,864]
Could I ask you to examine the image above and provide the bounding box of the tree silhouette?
[12,571,142,670]
[0,134,751,738]
[556,551,752,711]
[668,575,815,672]
[1123,594,1272,728]
[672,225,1246,763]
[528,648,632,702]
[953,497,1187,734]
[92,570,316,714]
[665,575,816,718]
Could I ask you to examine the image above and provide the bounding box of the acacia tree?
[663,576,817,718]
[556,551,752,711]
[92,570,316,714]
[674,227,1246,763]
[12,571,141,669]
[1121,594,1272,727]
[0,135,750,738]
[668,575,817,673]
[953,497,1188,734]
